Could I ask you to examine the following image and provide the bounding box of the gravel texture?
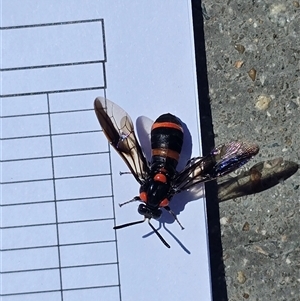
[193,1,299,300]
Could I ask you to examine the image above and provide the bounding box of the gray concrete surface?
[195,1,299,300]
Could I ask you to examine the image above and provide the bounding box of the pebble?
[248,68,257,81]
[242,222,250,231]
[220,216,231,225]
[293,1,300,8]
[234,60,244,69]
[255,95,271,110]
[235,44,245,54]
[237,271,247,284]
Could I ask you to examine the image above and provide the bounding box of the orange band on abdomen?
[152,122,183,132]
[152,148,180,161]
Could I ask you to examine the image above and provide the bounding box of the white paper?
[1,1,212,300]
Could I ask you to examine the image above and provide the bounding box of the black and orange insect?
[94,97,259,248]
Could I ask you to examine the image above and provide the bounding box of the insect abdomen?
[150,113,183,175]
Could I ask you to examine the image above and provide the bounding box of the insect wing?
[173,141,259,192]
[136,115,153,162]
[94,97,150,184]
[211,141,259,177]
[172,156,210,192]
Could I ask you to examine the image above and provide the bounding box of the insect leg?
[148,220,171,248]
[164,206,185,230]
[114,218,145,229]
[119,171,132,175]
[119,196,141,207]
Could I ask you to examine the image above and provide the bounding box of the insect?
[94,97,259,248]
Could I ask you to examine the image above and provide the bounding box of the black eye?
[152,209,162,220]
[138,204,162,220]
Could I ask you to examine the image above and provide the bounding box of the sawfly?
[94,97,259,248]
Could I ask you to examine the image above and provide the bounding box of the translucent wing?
[136,115,153,162]
[172,141,259,192]
[94,97,150,184]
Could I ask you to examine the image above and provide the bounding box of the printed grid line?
[1,19,107,98]
[1,19,122,301]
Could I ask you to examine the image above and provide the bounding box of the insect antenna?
[113,218,145,229]
[164,206,185,230]
[118,196,140,207]
[148,220,171,248]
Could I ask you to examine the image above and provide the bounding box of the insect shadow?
[218,157,299,202]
